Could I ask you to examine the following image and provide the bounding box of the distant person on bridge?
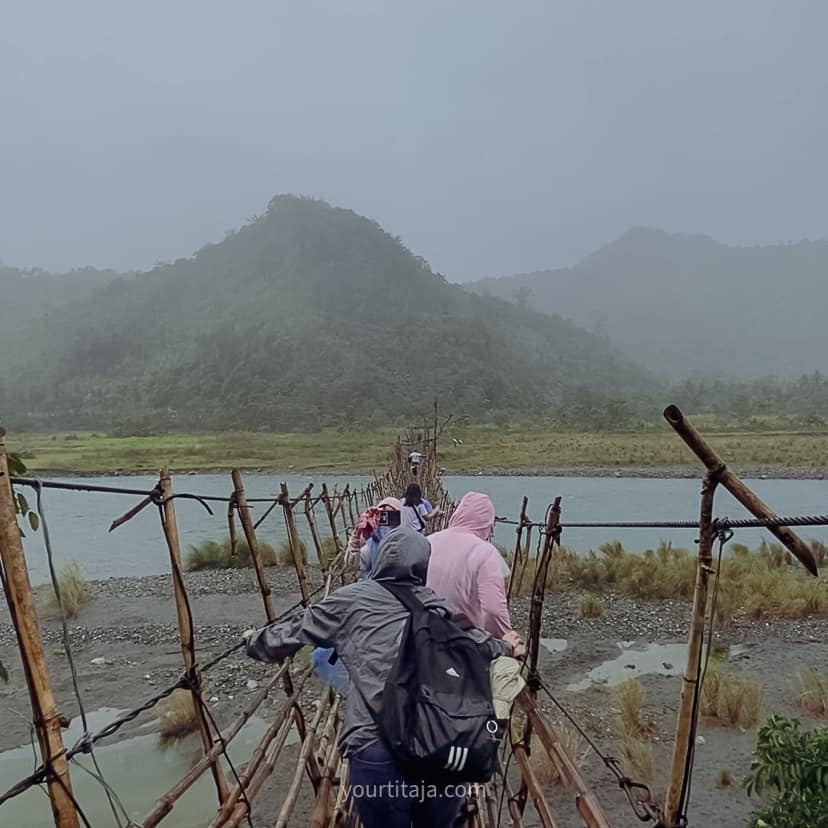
[408,448,423,476]
[401,483,441,534]
[244,527,523,828]
[426,492,512,638]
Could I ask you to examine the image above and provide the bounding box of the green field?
[7,423,828,475]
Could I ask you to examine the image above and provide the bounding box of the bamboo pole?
[309,703,343,828]
[338,485,350,536]
[507,496,530,600]
[344,484,357,529]
[321,483,342,553]
[516,692,611,828]
[663,404,817,574]
[327,759,350,828]
[204,667,311,828]
[141,664,289,827]
[505,789,525,828]
[0,439,80,828]
[516,496,561,816]
[663,472,716,826]
[526,498,561,686]
[216,707,299,828]
[231,469,275,622]
[510,743,559,828]
[158,470,228,803]
[280,481,310,605]
[303,490,328,571]
[275,692,333,828]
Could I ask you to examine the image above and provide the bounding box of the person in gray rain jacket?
[244,527,522,828]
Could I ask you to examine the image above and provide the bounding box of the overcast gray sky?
[1,1,826,281]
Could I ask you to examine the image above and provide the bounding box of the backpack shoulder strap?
[410,504,426,531]
[376,580,427,616]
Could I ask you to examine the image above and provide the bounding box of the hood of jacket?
[368,526,430,585]
[448,491,495,541]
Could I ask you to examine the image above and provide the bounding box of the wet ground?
[2,568,827,827]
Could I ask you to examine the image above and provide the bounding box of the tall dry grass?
[185,536,277,570]
[577,594,603,619]
[616,678,652,781]
[701,665,762,728]
[796,668,828,718]
[156,689,199,741]
[513,539,828,624]
[42,561,91,619]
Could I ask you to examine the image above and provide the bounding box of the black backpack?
[375,581,505,783]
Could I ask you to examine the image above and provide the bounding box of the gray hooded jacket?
[245,527,511,755]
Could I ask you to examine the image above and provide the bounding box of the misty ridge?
[0,195,651,433]
[471,227,828,380]
[2,195,828,434]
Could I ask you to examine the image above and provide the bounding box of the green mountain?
[471,228,828,379]
[0,196,653,432]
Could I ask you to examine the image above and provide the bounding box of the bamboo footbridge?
[0,406,822,828]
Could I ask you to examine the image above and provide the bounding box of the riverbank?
[8,427,828,478]
[2,568,827,826]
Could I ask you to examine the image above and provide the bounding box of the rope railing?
[3,411,822,828]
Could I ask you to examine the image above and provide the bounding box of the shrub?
[156,689,199,741]
[701,665,762,729]
[42,561,91,619]
[746,715,828,828]
[796,669,828,719]
[577,594,603,619]
[185,537,276,571]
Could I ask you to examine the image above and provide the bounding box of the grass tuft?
[796,668,828,718]
[616,678,652,781]
[701,665,762,729]
[715,768,734,789]
[185,536,277,571]
[156,689,199,741]
[577,594,603,619]
[42,561,91,619]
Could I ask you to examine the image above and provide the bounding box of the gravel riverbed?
[2,566,826,827]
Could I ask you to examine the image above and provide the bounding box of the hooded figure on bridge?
[244,527,517,828]
[426,492,512,638]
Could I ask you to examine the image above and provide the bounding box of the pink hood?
[448,492,495,541]
[427,491,510,637]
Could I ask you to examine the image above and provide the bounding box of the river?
[16,473,828,584]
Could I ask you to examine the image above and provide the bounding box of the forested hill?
[471,228,828,380]
[0,196,653,432]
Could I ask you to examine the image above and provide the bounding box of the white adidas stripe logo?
[444,745,469,772]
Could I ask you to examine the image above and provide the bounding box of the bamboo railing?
[1,411,821,828]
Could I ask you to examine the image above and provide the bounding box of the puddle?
[539,638,568,654]
[566,642,748,692]
[0,707,294,827]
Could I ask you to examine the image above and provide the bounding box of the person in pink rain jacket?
[426,491,512,637]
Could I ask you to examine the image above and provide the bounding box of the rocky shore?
[2,567,827,827]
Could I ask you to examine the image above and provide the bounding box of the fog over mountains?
[472,228,828,380]
[0,197,651,431]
